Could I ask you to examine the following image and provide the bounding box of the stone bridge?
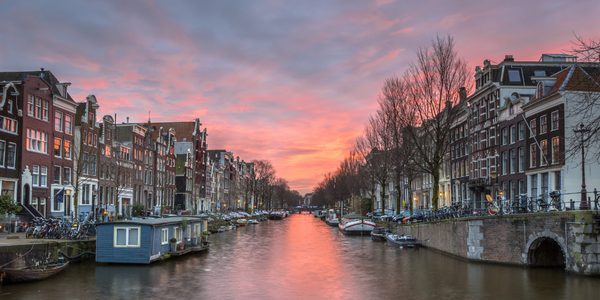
[394,210,600,276]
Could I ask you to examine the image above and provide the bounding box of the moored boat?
[237,219,248,226]
[325,212,339,227]
[268,212,284,220]
[371,227,391,241]
[338,214,376,235]
[0,261,69,283]
[386,234,420,248]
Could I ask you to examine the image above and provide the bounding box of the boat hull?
[339,220,376,235]
[386,234,420,248]
[1,261,69,283]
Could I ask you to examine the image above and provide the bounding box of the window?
[502,152,507,175]
[518,122,524,140]
[195,224,202,237]
[534,70,546,77]
[531,174,538,197]
[90,155,97,175]
[55,112,63,132]
[114,227,140,247]
[530,144,537,168]
[0,141,4,167]
[43,100,49,121]
[40,166,47,187]
[82,184,90,205]
[64,168,71,185]
[26,129,48,153]
[83,152,89,175]
[551,111,559,131]
[552,137,560,164]
[87,132,93,145]
[28,95,35,116]
[7,143,15,168]
[554,171,561,191]
[64,140,72,159]
[540,140,548,166]
[509,103,514,115]
[33,165,39,186]
[510,125,516,144]
[0,117,18,133]
[105,145,111,157]
[508,70,521,83]
[518,147,524,172]
[530,119,537,136]
[540,115,547,134]
[36,97,42,119]
[510,149,516,174]
[53,166,61,184]
[519,180,525,195]
[65,115,72,135]
[161,228,169,245]
[174,227,182,242]
[54,138,62,157]
[502,128,508,145]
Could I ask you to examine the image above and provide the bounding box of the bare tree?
[252,159,276,210]
[391,34,470,210]
[565,35,600,162]
[354,111,394,214]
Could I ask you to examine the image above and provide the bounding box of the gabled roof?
[528,64,600,103]
[0,70,75,101]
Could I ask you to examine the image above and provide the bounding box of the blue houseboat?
[96,217,208,264]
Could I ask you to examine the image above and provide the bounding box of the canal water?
[1,213,598,300]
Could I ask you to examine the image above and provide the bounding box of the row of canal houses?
[373,53,600,211]
[0,69,255,222]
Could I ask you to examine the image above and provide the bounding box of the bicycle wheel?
[26,228,34,239]
[552,199,564,211]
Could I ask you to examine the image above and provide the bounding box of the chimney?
[127,117,129,124]
[504,55,514,62]
[459,87,467,103]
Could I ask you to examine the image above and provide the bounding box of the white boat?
[386,234,420,248]
[237,219,248,226]
[338,214,376,235]
[325,212,339,227]
[248,219,259,224]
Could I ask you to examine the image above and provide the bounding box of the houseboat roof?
[97,216,205,227]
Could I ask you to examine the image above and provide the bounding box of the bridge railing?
[406,190,600,222]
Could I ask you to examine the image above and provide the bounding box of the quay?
[393,210,600,276]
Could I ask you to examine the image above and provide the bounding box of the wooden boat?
[268,212,284,220]
[338,214,376,235]
[1,261,69,283]
[371,227,391,241]
[386,234,420,248]
[237,219,248,226]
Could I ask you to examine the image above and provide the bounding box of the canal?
[1,213,599,299]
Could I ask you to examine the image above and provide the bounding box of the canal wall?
[0,240,96,268]
[393,210,600,276]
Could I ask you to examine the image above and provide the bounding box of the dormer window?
[509,103,514,115]
[508,70,521,83]
[537,82,545,99]
[534,70,546,77]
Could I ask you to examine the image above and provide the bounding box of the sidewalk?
[0,231,66,246]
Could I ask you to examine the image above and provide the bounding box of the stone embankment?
[392,210,600,276]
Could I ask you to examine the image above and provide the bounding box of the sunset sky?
[1,0,598,195]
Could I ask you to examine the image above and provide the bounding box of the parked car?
[392,211,411,222]
[402,211,425,224]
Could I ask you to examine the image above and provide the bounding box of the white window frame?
[55,111,63,132]
[7,143,16,168]
[173,227,182,243]
[65,115,73,135]
[114,226,141,248]
[195,224,201,237]
[161,228,169,245]
[40,166,47,187]
[0,140,5,167]
[551,111,559,131]
[53,165,61,184]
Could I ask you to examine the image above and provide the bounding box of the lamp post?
[574,123,590,210]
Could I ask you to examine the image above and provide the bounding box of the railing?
[401,190,600,224]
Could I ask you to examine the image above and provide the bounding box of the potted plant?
[169,238,177,252]
[201,231,210,246]
[179,238,186,250]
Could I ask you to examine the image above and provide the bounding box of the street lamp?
[574,123,590,210]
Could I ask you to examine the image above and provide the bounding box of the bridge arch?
[525,231,567,268]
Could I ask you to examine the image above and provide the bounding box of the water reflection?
[1,213,598,300]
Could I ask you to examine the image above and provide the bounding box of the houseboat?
[96,216,208,264]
